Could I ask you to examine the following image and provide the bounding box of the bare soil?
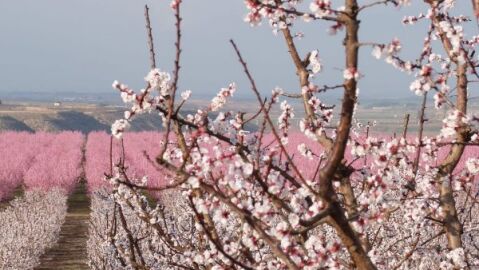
[0,186,24,210]
[35,181,90,270]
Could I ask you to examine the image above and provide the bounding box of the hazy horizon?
[0,1,476,101]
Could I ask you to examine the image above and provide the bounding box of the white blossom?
[309,49,322,75]
[181,90,192,100]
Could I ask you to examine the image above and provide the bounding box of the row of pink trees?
[23,132,84,193]
[96,0,479,269]
[0,132,55,200]
[85,132,117,192]
[0,132,84,198]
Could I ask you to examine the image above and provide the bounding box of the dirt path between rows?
[35,180,90,270]
[0,186,24,210]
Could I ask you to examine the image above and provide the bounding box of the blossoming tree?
[101,1,479,269]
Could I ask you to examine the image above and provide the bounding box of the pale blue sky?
[0,1,475,101]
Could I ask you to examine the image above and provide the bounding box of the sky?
[0,0,475,102]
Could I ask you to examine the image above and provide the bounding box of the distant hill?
[50,111,110,133]
[0,116,34,132]
[0,100,477,135]
[0,103,164,133]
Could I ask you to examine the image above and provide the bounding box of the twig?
[229,39,316,196]
[280,84,345,98]
[358,0,398,12]
[110,135,114,176]
[402,113,410,139]
[189,196,253,270]
[158,2,185,162]
[413,93,427,177]
[144,5,157,69]
[253,0,342,23]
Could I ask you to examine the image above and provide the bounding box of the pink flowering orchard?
[0,132,83,199]
[0,132,83,269]
[91,0,479,269]
[0,132,39,200]
[24,132,84,193]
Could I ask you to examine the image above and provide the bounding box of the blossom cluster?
[243,0,340,34]
[299,86,334,140]
[210,83,236,112]
[440,110,469,139]
[111,68,172,139]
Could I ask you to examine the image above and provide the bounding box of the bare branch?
[144,5,157,69]
[358,0,398,12]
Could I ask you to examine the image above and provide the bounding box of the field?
[2,101,478,135]
[0,130,478,269]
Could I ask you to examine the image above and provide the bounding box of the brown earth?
[35,181,90,270]
[0,186,24,210]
